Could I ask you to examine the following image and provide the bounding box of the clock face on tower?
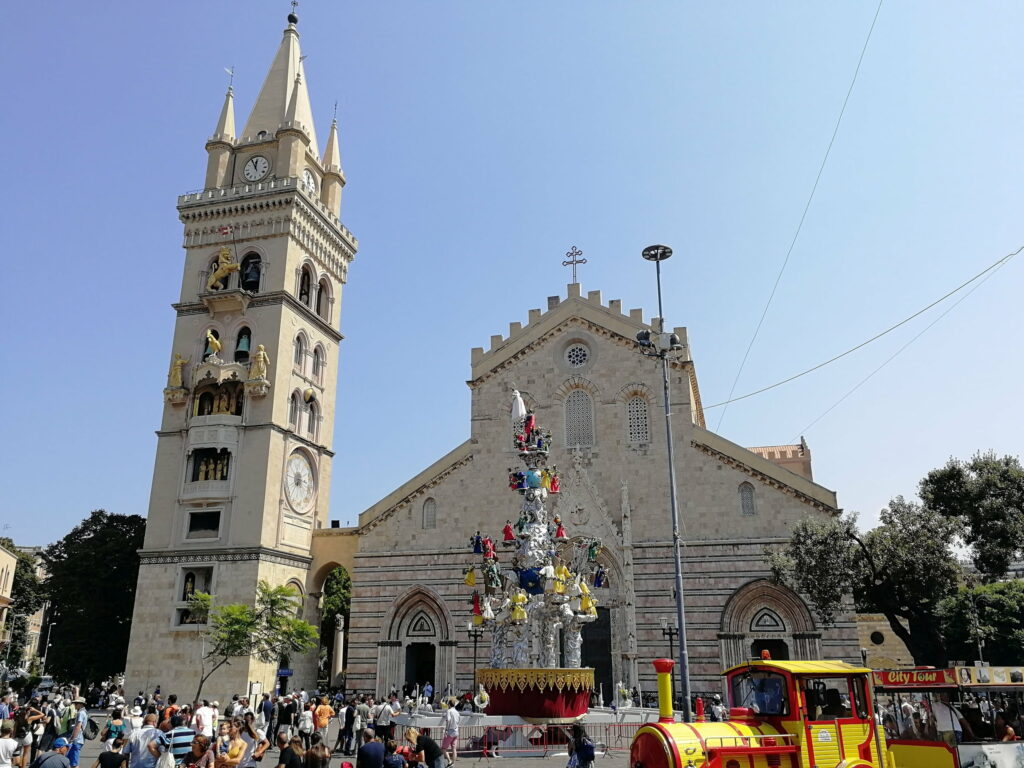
[302,169,317,194]
[243,155,270,181]
[284,451,316,512]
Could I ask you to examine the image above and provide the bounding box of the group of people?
[879,692,1021,746]
[0,693,95,768]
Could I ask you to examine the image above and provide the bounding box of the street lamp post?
[638,244,693,722]
[465,622,484,689]
[41,622,57,676]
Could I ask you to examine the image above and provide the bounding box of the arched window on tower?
[289,392,300,430]
[564,389,595,448]
[626,395,650,444]
[312,347,324,383]
[739,482,757,516]
[299,267,313,306]
[307,400,319,440]
[422,498,437,529]
[240,253,262,292]
[234,327,252,364]
[316,279,330,320]
[293,335,306,372]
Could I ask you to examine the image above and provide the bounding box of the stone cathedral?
[125,13,859,702]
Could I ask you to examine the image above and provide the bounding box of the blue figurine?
[526,469,542,489]
[471,532,483,554]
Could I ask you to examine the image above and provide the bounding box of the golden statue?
[215,457,224,480]
[205,330,222,359]
[167,353,190,389]
[206,246,240,290]
[198,458,209,481]
[249,344,270,380]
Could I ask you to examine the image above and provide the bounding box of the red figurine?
[523,410,536,437]
[554,516,567,540]
[482,536,496,560]
[550,470,560,494]
[472,591,481,615]
[502,520,516,542]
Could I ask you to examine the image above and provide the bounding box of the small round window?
[565,344,589,368]
[870,631,885,646]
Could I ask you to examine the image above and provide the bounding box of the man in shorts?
[441,698,460,767]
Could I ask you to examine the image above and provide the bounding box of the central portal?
[581,607,612,703]
[404,642,436,694]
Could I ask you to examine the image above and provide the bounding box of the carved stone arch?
[718,579,821,671]
[382,585,453,642]
[553,376,600,402]
[616,382,651,403]
[376,586,457,697]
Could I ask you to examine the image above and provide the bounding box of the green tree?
[318,566,351,682]
[190,580,319,702]
[768,498,962,666]
[42,510,146,684]
[0,539,46,671]
[920,452,1024,580]
[938,580,1024,666]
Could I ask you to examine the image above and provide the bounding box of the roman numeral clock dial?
[243,155,269,181]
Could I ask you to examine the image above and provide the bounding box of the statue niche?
[190,447,232,482]
[193,381,244,418]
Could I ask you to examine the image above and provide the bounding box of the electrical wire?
[702,245,1021,410]
[791,258,1010,440]
[716,0,886,433]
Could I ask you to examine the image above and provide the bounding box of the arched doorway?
[378,587,455,699]
[718,579,821,672]
[314,563,351,690]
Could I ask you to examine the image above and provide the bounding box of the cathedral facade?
[335,285,859,699]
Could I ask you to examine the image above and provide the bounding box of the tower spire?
[211,84,236,144]
[241,13,318,150]
[322,117,342,174]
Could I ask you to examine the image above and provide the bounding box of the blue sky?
[2,1,1020,546]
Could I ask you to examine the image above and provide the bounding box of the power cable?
[716,0,885,433]
[792,258,1010,440]
[702,245,1021,410]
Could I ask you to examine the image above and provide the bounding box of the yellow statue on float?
[206,246,240,290]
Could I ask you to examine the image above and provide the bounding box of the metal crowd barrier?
[411,722,644,757]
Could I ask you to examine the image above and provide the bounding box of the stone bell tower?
[124,10,356,699]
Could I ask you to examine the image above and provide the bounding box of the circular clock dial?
[285,452,315,511]
[303,169,318,194]
[243,155,270,181]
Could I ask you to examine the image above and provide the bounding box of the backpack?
[83,716,100,740]
[575,737,595,763]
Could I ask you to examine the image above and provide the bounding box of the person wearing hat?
[67,698,89,768]
[709,694,726,723]
[27,737,71,768]
[129,708,144,732]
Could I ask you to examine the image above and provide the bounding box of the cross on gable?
[562,245,587,283]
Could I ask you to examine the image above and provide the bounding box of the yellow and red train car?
[630,656,956,768]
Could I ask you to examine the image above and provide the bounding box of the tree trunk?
[194,658,229,704]
[882,610,946,666]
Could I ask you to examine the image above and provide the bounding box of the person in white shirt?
[193,702,215,739]
[441,698,461,767]
[0,724,21,768]
[931,693,973,746]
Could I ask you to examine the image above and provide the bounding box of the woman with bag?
[296,706,314,752]
[13,702,43,768]
[101,710,129,752]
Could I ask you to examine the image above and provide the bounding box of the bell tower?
[125,10,356,698]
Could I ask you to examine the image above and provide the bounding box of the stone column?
[331,614,345,687]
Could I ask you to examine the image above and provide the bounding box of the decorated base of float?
[475,667,594,722]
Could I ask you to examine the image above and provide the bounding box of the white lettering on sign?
[817,730,833,743]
